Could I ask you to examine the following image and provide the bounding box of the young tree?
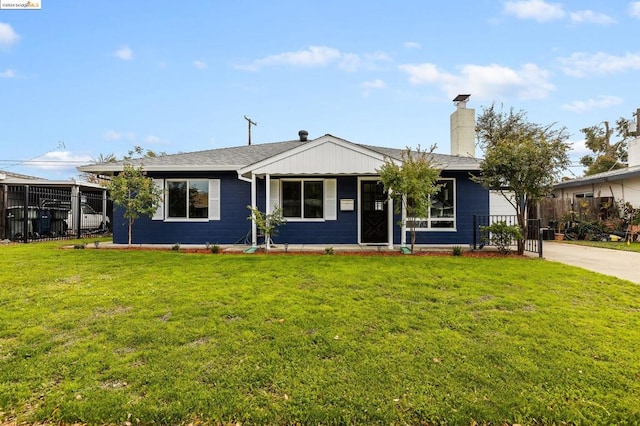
[579,118,632,176]
[378,146,441,252]
[475,104,571,255]
[247,205,286,251]
[107,163,164,246]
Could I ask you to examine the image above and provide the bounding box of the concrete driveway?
[541,241,640,284]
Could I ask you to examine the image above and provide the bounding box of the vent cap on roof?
[298,130,309,141]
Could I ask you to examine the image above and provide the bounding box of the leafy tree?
[579,118,632,176]
[247,205,286,251]
[475,104,571,255]
[107,163,164,246]
[378,145,441,252]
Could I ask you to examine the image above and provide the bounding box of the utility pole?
[244,115,257,145]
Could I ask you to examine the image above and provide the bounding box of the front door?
[361,180,388,244]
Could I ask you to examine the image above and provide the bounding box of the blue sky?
[1,0,639,180]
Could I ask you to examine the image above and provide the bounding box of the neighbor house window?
[167,179,210,220]
[281,180,324,219]
[407,179,456,230]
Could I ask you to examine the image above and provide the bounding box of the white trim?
[152,178,164,220]
[408,178,457,232]
[269,178,280,212]
[279,178,328,221]
[162,178,220,222]
[251,173,257,247]
[357,177,391,245]
[324,178,337,220]
[208,179,220,220]
[238,135,386,178]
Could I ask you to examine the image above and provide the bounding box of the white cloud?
[114,46,133,60]
[0,68,16,78]
[558,51,640,77]
[562,95,624,113]
[630,1,640,18]
[398,62,554,100]
[236,46,390,72]
[193,60,207,69]
[503,0,565,22]
[144,135,168,145]
[103,130,135,141]
[362,79,386,97]
[403,41,421,49]
[569,10,616,24]
[25,151,93,171]
[0,22,20,48]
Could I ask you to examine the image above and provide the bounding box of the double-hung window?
[270,178,336,221]
[407,179,456,230]
[282,180,324,219]
[154,178,220,221]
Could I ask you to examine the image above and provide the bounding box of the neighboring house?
[552,136,640,208]
[79,98,494,248]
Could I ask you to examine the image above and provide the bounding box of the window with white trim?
[273,178,337,221]
[407,179,456,230]
[162,179,220,221]
[282,179,323,219]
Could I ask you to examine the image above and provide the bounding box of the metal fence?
[473,214,543,257]
[0,185,111,242]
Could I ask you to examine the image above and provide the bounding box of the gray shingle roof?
[554,164,640,189]
[78,135,481,174]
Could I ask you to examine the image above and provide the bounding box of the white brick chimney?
[450,94,476,157]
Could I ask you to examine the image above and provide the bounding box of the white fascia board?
[238,135,386,178]
[77,164,243,174]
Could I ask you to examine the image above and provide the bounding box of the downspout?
[387,195,394,249]
[265,174,271,251]
[401,194,407,248]
[251,173,257,247]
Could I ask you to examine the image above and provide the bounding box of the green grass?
[1,241,640,425]
[563,239,640,253]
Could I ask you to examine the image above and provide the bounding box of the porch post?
[251,173,257,247]
[387,195,394,249]
[265,174,271,215]
[401,195,407,247]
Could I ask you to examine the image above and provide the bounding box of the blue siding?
[112,171,488,246]
[396,171,489,245]
[113,172,253,245]
[271,176,359,245]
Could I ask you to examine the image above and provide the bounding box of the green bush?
[452,245,463,256]
[480,221,523,254]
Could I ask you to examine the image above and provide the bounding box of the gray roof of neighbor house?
[77,134,482,175]
[554,164,640,189]
[0,169,105,190]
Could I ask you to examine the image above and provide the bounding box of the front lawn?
[1,241,639,425]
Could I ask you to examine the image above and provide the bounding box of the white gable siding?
[249,141,385,175]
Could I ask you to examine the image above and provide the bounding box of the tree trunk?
[128,218,133,246]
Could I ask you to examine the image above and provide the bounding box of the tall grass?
[1,241,639,424]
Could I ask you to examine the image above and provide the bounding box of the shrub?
[480,221,523,254]
[324,247,334,255]
[452,245,463,256]
[211,244,220,254]
[171,242,181,251]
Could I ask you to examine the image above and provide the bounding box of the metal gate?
[1,184,111,242]
[473,215,543,257]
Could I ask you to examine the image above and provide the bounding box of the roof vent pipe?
[298,130,308,142]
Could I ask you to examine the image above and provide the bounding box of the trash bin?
[36,209,51,235]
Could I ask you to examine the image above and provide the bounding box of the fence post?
[537,218,543,258]
[22,185,29,243]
